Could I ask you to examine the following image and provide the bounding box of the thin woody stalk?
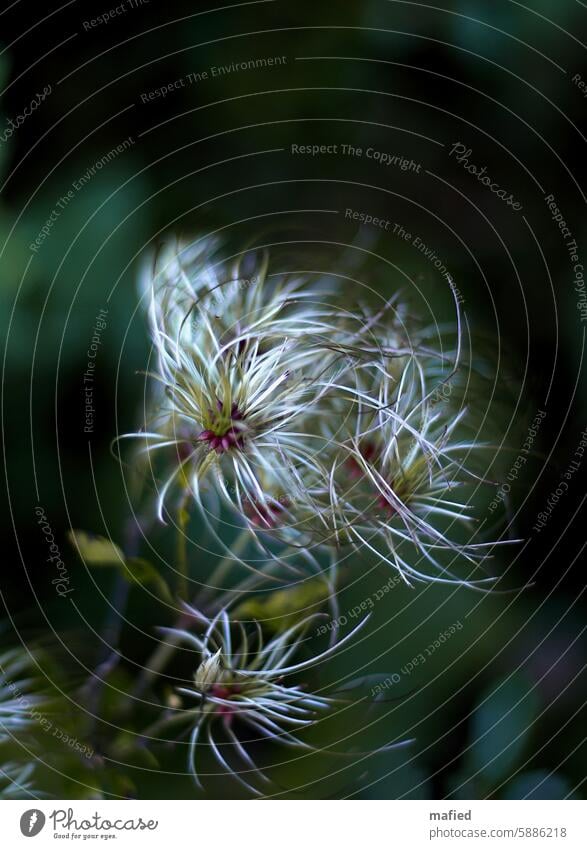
[132,529,253,698]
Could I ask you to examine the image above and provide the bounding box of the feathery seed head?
[161,604,370,795]
[122,236,517,586]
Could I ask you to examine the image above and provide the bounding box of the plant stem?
[83,515,144,729]
[176,492,190,599]
[132,529,253,697]
[198,528,250,606]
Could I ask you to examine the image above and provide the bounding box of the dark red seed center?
[197,402,246,453]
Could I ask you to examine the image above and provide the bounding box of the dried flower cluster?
[129,235,504,588]
[93,234,512,796]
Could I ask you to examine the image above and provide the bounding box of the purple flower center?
[197,401,245,453]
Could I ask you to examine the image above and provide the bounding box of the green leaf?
[123,557,173,603]
[468,672,540,785]
[68,530,124,566]
[68,531,172,601]
[233,578,330,631]
[113,733,160,770]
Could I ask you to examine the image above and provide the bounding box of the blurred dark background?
[1,0,586,799]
